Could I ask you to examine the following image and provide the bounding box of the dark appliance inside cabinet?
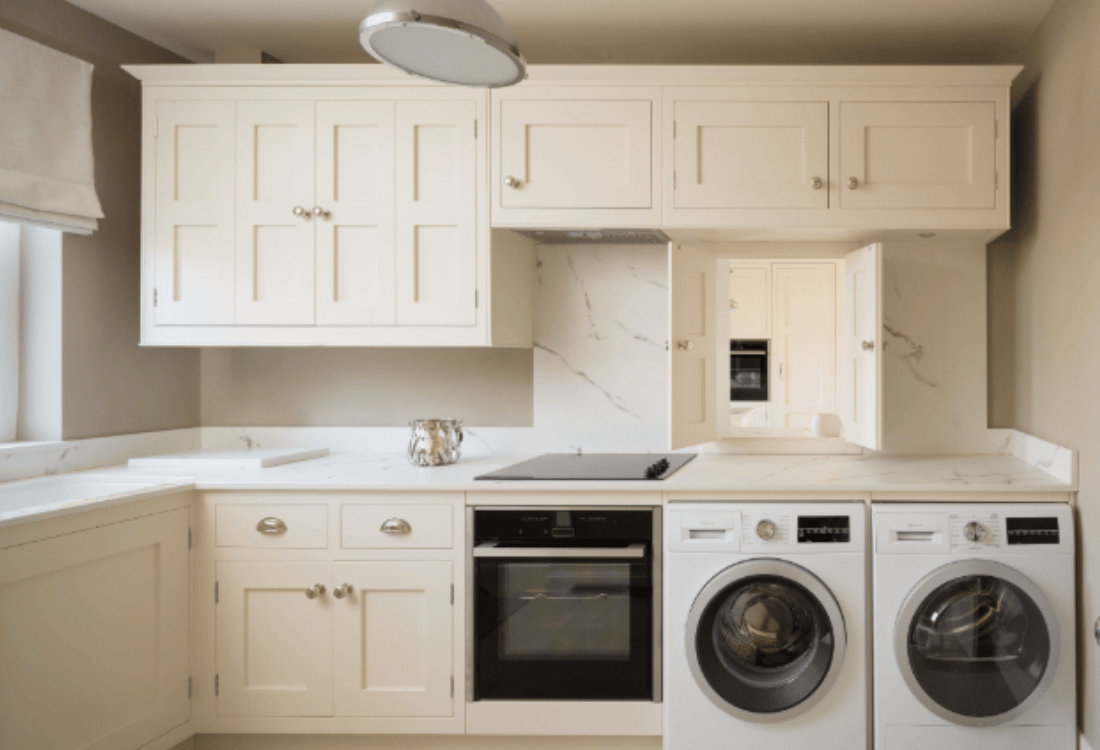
[730,339,769,402]
[472,508,658,701]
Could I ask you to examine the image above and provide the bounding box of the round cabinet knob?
[292,205,310,218]
[312,206,330,219]
[305,584,326,600]
[333,583,354,599]
[861,340,875,351]
[810,176,824,190]
[756,519,777,541]
[677,340,693,351]
[503,176,520,189]
[964,521,987,543]
[847,177,860,190]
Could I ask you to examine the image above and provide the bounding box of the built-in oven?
[730,339,769,402]
[469,508,659,702]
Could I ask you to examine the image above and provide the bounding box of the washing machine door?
[896,559,1060,727]
[685,558,847,722]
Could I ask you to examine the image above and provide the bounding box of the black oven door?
[474,546,652,700]
[730,341,768,402]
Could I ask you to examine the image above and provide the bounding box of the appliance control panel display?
[797,515,851,544]
[1006,516,1060,545]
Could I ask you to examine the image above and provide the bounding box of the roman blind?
[0,28,103,234]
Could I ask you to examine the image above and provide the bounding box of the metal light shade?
[359,0,526,87]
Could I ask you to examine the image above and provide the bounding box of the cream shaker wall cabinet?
[128,67,534,347]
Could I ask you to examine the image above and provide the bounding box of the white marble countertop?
[0,450,1073,531]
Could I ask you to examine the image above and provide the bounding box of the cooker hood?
[510,228,672,246]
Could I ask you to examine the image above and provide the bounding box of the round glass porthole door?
[685,559,847,722]
[896,560,1060,727]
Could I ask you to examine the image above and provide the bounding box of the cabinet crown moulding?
[122,64,1023,87]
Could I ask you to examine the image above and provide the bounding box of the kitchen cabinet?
[670,244,723,450]
[196,491,465,733]
[0,505,191,750]
[838,243,883,450]
[728,262,770,339]
[838,102,996,210]
[770,263,837,429]
[491,87,661,227]
[672,100,829,210]
[130,67,534,347]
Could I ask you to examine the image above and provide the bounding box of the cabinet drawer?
[341,504,454,549]
[216,504,329,548]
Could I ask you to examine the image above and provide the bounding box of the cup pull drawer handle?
[380,518,412,534]
[256,517,288,534]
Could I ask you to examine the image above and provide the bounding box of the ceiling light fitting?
[359,0,527,88]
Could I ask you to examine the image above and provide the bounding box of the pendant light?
[359,0,527,88]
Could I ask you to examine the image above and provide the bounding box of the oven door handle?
[473,542,647,558]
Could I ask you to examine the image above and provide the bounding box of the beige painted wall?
[0,0,201,440]
[200,349,534,427]
[989,0,1100,741]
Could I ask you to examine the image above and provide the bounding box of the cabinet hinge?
[188,527,192,549]
[450,583,454,605]
[451,676,454,698]
[215,581,219,604]
[188,676,193,700]
[154,118,158,138]
[153,288,158,307]
[215,674,219,697]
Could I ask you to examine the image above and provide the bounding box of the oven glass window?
[498,562,632,660]
[907,575,1051,718]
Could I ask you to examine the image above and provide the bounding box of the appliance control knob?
[964,521,987,543]
[756,519,777,541]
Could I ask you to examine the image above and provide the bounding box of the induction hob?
[475,453,696,481]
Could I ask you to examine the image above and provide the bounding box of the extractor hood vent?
[511,228,672,246]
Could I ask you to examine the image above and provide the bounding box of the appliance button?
[756,519,777,541]
[964,521,987,543]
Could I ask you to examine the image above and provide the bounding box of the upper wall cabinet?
[128,67,534,347]
[657,68,1018,240]
[491,86,662,228]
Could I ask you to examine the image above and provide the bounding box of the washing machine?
[873,503,1075,750]
[665,503,867,750]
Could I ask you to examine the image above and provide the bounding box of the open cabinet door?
[670,244,721,449]
[840,243,883,450]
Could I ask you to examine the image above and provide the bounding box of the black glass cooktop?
[475,453,696,481]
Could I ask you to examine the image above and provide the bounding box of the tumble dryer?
[665,503,867,750]
[873,503,1075,750]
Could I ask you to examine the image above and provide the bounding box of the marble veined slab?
[128,446,329,470]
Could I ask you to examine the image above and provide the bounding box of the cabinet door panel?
[216,561,333,717]
[674,102,828,209]
[839,102,996,209]
[316,101,396,326]
[333,561,453,717]
[670,245,720,449]
[728,263,770,339]
[0,509,190,750]
[236,101,316,325]
[771,264,836,429]
[500,100,652,209]
[840,244,883,450]
[395,101,477,326]
[154,100,236,325]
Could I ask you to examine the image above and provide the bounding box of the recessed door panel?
[728,264,769,339]
[235,101,316,325]
[839,102,996,209]
[670,245,719,449]
[154,100,236,325]
[674,101,829,209]
[216,561,333,717]
[333,561,453,717]
[395,101,477,326]
[840,244,882,449]
[771,263,835,429]
[500,100,652,209]
[315,101,396,325]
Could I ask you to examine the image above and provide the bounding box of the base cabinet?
[0,507,191,750]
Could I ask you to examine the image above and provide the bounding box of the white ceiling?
[66,0,1056,65]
